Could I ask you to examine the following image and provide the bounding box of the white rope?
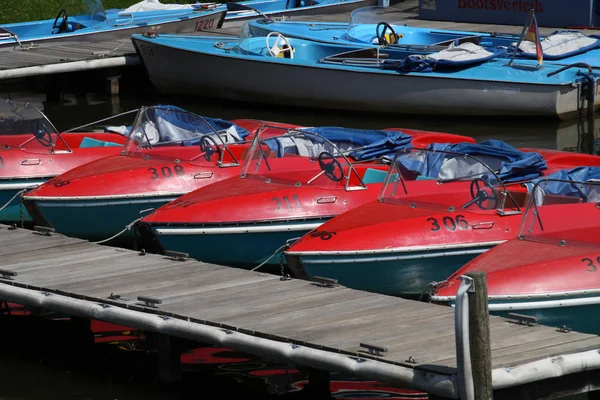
[250,243,291,272]
[92,216,143,244]
[93,39,130,58]
[0,189,26,212]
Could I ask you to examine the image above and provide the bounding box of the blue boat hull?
[291,244,497,297]
[144,220,325,270]
[0,180,47,224]
[439,294,600,335]
[26,196,178,244]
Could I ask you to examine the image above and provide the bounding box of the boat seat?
[432,35,483,48]
[79,137,122,148]
[362,168,388,184]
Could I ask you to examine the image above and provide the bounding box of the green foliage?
[0,0,186,24]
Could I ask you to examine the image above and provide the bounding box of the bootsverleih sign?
[419,0,598,27]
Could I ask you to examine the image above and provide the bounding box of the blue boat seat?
[362,168,388,184]
[80,137,122,148]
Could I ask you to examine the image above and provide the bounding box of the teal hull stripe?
[0,180,46,223]
[299,244,497,296]
[35,197,176,242]
[152,220,325,267]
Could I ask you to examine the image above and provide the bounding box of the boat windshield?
[240,126,367,190]
[378,147,522,213]
[0,99,57,138]
[122,106,242,164]
[346,6,407,43]
[518,178,600,249]
[60,0,108,29]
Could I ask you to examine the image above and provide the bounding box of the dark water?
[0,68,597,400]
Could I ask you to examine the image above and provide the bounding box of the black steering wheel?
[317,151,344,182]
[51,9,69,35]
[462,178,499,210]
[34,129,54,148]
[376,22,398,46]
[199,135,220,162]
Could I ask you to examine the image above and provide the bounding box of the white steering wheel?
[266,31,294,59]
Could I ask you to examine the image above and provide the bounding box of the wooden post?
[304,367,332,399]
[154,333,182,384]
[467,271,493,400]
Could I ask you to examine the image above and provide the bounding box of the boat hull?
[141,219,325,270]
[26,195,179,244]
[287,243,499,297]
[0,11,226,49]
[438,294,600,335]
[223,0,376,24]
[0,180,47,224]
[132,36,597,120]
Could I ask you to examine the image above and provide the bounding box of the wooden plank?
[268,297,452,338]
[2,246,119,271]
[73,264,273,300]
[0,241,94,265]
[179,283,373,321]
[215,286,387,328]
[44,256,195,288]
[51,259,227,295]
[0,233,84,255]
[490,335,600,368]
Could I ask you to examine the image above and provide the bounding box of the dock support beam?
[303,367,332,398]
[153,333,182,384]
[467,271,493,400]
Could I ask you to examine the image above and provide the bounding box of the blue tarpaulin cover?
[389,46,507,73]
[398,139,547,183]
[107,105,252,143]
[526,166,600,201]
[264,127,413,160]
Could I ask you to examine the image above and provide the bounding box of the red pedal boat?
[23,105,298,244]
[283,144,600,297]
[0,98,130,225]
[135,127,475,269]
[431,167,600,334]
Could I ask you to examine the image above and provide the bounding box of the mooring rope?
[92,216,143,244]
[0,189,27,213]
[250,243,291,272]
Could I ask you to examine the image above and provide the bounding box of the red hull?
[0,132,127,180]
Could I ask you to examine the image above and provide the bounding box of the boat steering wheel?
[318,151,344,182]
[199,135,220,161]
[51,9,69,34]
[34,129,54,148]
[462,178,499,210]
[376,22,398,46]
[266,32,294,59]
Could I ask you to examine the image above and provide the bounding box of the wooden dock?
[1,224,600,399]
[0,0,559,82]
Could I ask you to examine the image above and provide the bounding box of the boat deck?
[2,224,600,399]
[0,0,558,80]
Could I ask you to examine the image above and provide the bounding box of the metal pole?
[507,9,534,67]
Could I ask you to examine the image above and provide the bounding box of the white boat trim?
[286,240,505,256]
[439,296,600,311]
[154,222,322,235]
[0,181,47,191]
[433,287,600,304]
[300,248,493,264]
[24,192,187,201]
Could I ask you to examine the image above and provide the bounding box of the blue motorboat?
[131,26,600,119]
[0,0,227,50]
[247,6,600,67]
